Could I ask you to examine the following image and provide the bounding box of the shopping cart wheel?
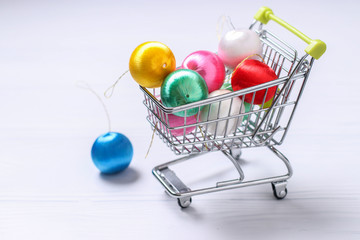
[271,181,288,200]
[177,197,192,208]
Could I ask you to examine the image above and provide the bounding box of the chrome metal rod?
[251,54,309,145]
[152,146,292,198]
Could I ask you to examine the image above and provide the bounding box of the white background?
[1,0,359,239]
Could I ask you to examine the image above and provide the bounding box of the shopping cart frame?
[140,7,326,208]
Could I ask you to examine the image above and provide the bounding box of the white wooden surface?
[1,0,359,239]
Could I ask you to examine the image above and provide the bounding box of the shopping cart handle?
[254,6,326,60]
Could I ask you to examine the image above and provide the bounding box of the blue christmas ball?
[91,132,133,174]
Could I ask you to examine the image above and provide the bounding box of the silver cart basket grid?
[139,7,326,208]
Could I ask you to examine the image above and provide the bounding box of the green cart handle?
[254,6,326,59]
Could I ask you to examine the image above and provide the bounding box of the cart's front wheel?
[177,197,192,208]
[271,181,288,200]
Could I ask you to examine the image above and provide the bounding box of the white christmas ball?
[218,29,263,69]
[200,89,245,137]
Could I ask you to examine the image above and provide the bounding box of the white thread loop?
[231,53,265,78]
[77,81,112,132]
[216,15,235,41]
[145,122,158,159]
[104,70,129,98]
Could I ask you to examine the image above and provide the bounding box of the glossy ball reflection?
[91,132,133,174]
[161,69,208,117]
[129,41,176,88]
[218,29,263,69]
[182,50,225,93]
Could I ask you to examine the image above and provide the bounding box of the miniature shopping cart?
[139,7,326,208]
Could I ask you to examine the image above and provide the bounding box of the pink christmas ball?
[167,113,197,136]
[182,50,225,93]
[155,101,197,136]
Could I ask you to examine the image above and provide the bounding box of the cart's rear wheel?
[273,187,287,199]
[177,197,192,208]
[271,181,288,200]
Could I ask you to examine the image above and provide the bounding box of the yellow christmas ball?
[129,41,176,88]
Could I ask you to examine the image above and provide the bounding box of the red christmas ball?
[231,59,277,104]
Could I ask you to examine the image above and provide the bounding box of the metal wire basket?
[139,6,326,208]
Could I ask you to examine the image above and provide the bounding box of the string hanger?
[102,68,157,159]
[216,15,236,41]
[104,70,129,98]
[77,81,112,132]
[231,53,265,77]
[102,69,156,159]
[145,122,158,159]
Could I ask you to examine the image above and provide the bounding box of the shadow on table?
[172,187,348,239]
[99,167,140,184]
